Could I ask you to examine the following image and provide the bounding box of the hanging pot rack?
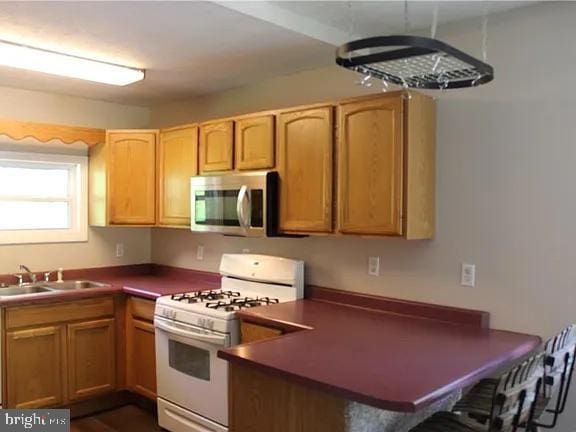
[336,34,494,90]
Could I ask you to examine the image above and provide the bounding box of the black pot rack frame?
[336,35,494,90]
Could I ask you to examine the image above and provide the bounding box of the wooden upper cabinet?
[277,107,333,233]
[86,91,434,237]
[337,93,436,239]
[106,130,157,225]
[158,125,198,226]
[235,115,275,170]
[199,121,234,173]
[6,325,66,408]
[338,96,404,236]
[67,319,116,401]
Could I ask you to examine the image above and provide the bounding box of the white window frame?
[0,151,88,245]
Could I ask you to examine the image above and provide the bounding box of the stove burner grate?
[206,296,280,312]
[170,290,241,303]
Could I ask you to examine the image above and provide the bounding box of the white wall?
[151,3,576,426]
[0,86,152,274]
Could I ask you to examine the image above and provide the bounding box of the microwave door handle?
[154,318,228,346]
[236,185,251,229]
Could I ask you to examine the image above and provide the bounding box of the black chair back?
[533,324,576,429]
[489,351,545,431]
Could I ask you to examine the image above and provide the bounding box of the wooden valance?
[0,118,105,146]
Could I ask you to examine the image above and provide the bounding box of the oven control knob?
[199,318,215,329]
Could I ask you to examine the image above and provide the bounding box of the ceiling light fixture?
[0,40,145,86]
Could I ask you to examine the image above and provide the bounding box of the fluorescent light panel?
[0,41,144,86]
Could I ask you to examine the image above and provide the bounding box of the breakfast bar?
[218,293,541,432]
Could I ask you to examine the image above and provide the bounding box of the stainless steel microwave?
[190,172,279,237]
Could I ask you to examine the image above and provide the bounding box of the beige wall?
[0,86,152,274]
[151,1,576,337]
[149,65,377,127]
[151,3,576,425]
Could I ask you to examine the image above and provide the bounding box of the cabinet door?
[107,131,157,224]
[338,96,404,235]
[277,107,333,233]
[199,121,234,173]
[158,126,198,226]
[6,325,65,408]
[126,318,157,400]
[67,319,116,401]
[235,115,275,170]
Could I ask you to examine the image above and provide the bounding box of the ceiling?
[0,1,532,107]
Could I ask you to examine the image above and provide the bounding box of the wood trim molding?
[0,118,105,146]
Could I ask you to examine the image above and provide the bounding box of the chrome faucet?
[12,274,23,286]
[19,265,37,284]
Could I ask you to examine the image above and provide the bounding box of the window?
[0,151,88,244]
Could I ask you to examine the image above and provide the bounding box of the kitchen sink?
[0,280,111,297]
[43,280,111,290]
[0,285,55,296]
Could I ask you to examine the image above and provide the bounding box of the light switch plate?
[461,263,476,287]
[115,243,124,258]
[196,245,204,261]
[368,257,380,276]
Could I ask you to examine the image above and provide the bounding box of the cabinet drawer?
[6,297,115,330]
[129,297,155,322]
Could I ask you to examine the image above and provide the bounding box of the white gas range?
[155,254,304,432]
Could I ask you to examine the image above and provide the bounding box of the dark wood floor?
[71,405,162,432]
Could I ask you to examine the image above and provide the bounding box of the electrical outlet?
[461,263,476,287]
[115,243,124,258]
[368,256,380,276]
[242,248,250,254]
[196,245,204,261]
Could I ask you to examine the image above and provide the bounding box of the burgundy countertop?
[218,299,541,413]
[111,275,220,300]
[0,264,220,306]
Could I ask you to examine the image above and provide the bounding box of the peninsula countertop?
[218,298,541,412]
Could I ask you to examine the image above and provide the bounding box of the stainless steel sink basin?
[0,285,55,296]
[0,280,110,297]
[43,280,111,290]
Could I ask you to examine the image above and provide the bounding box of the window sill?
[0,229,88,245]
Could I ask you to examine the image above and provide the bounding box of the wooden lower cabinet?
[230,363,346,432]
[6,325,66,408]
[3,298,117,408]
[67,319,116,401]
[126,318,157,400]
[240,321,283,344]
[126,297,157,400]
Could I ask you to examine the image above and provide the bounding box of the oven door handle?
[155,318,228,346]
[236,185,251,230]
